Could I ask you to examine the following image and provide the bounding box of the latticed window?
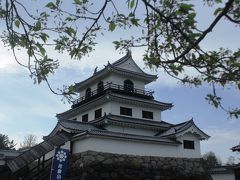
[124,79,134,92]
[85,88,91,98]
[82,114,88,122]
[142,110,153,119]
[120,107,132,116]
[95,108,102,119]
[97,81,104,93]
[183,140,195,149]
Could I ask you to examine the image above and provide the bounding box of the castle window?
[124,79,134,92]
[183,140,195,149]
[85,88,91,98]
[82,114,88,122]
[120,107,132,116]
[95,108,102,119]
[142,110,153,119]
[97,81,104,93]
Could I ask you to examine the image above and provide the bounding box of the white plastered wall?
[211,173,235,180]
[110,101,161,121]
[106,125,157,136]
[72,137,178,157]
[176,133,201,158]
[72,136,201,158]
[72,102,111,121]
[71,100,161,122]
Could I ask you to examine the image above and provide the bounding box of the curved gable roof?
[231,144,240,152]
[157,119,210,140]
[111,51,146,74]
[74,52,157,91]
[91,114,172,131]
[45,119,99,138]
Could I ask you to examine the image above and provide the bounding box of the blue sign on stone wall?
[50,148,69,180]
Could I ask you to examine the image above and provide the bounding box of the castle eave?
[71,129,181,145]
[91,114,171,131]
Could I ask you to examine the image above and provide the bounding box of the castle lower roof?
[157,119,210,140]
[57,92,172,120]
[7,132,71,173]
[91,114,172,131]
[71,128,181,145]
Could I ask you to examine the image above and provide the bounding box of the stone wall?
[1,150,212,180]
[66,151,212,180]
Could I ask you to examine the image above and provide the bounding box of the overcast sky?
[0,1,239,163]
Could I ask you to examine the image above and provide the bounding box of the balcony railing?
[72,82,154,107]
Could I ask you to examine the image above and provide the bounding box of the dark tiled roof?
[7,132,71,173]
[74,52,157,91]
[209,165,235,174]
[109,92,172,110]
[46,117,181,145]
[59,119,99,132]
[57,92,172,120]
[109,64,157,80]
[91,114,172,130]
[231,144,240,152]
[157,120,210,140]
[73,128,181,145]
[111,51,155,79]
[56,93,108,119]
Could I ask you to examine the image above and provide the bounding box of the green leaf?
[179,3,194,14]
[109,22,116,32]
[215,0,223,4]
[231,62,240,68]
[74,0,81,4]
[45,2,57,9]
[65,27,76,37]
[130,18,139,26]
[214,7,223,16]
[35,21,41,31]
[39,33,49,43]
[113,41,120,49]
[15,19,20,28]
[55,44,61,51]
[39,46,46,56]
[128,0,135,9]
[180,3,194,10]
[0,9,6,18]
[188,13,196,20]
[36,43,46,56]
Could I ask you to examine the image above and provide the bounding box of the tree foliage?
[19,134,37,150]
[0,0,239,118]
[226,155,236,165]
[0,133,16,150]
[202,151,222,167]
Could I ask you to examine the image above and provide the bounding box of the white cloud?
[0,47,18,74]
[0,40,202,89]
[0,112,7,124]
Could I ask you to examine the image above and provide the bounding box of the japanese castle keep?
[7,52,211,180]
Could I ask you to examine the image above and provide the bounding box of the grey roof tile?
[91,114,172,130]
[231,144,240,152]
[7,132,71,173]
[74,128,181,145]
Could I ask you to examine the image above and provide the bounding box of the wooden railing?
[72,82,154,106]
[20,156,52,180]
